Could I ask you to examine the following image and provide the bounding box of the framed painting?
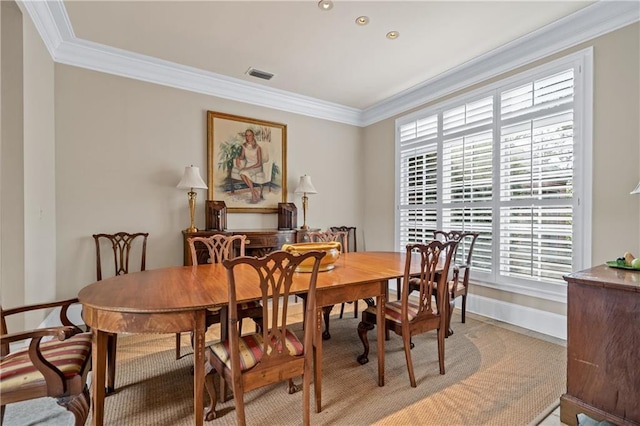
[207,111,287,213]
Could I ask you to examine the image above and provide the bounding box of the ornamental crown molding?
[20,0,639,127]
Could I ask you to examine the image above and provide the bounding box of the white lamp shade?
[295,175,318,194]
[631,181,640,195]
[176,166,208,190]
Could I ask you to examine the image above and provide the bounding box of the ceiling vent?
[246,68,274,81]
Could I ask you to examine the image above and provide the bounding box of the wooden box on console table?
[183,229,306,265]
[560,264,639,426]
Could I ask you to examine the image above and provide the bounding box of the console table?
[561,264,640,426]
[182,229,315,265]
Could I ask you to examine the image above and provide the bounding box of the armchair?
[1,298,92,426]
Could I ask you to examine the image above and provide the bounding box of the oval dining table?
[78,251,426,425]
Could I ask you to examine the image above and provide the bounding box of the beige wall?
[0,1,56,330]
[22,1,56,326]
[54,66,363,297]
[1,1,25,330]
[363,22,640,316]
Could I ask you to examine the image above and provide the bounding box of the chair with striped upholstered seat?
[178,234,264,361]
[357,240,457,387]
[203,249,325,425]
[1,298,92,426]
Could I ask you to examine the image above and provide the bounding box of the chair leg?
[353,300,358,318]
[56,385,90,426]
[446,296,455,337]
[339,302,345,319]
[1,404,4,425]
[204,371,218,421]
[402,332,417,387]
[301,297,307,330]
[175,333,181,360]
[437,326,446,375]
[461,294,467,323]
[357,318,374,365]
[106,333,117,394]
[396,277,402,300]
[322,305,333,340]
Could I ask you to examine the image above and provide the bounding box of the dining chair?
[409,230,479,333]
[1,298,92,426]
[179,235,263,360]
[203,249,325,425]
[301,229,349,340]
[329,226,359,318]
[93,231,148,394]
[357,240,457,387]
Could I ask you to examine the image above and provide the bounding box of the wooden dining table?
[78,251,422,425]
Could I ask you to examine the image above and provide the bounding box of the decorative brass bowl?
[281,241,342,272]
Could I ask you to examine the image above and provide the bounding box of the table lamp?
[295,175,318,230]
[176,165,208,233]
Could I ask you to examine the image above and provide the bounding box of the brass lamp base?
[300,194,310,231]
[185,190,198,234]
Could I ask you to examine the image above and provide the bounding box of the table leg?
[376,286,386,387]
[314,305,323,413]
[193,311,205,426]
[91,329,107,426]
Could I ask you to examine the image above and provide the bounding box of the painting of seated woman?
[207,111,287,213]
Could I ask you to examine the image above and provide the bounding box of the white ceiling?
[21,1,638,125]
[62,1,594,110]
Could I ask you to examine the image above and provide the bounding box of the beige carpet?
[2,307,565,425]
[79,310,565,426]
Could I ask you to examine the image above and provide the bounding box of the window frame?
[395,48,593,303]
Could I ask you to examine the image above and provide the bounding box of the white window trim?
[395,47,593,303]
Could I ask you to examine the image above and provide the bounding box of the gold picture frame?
[207,111,287,213]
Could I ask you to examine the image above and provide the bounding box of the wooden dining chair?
[301,229,349,340]
[203,249,325,425]
[93,231,148,394]
[357,240,457,387]
[329,226,359,318]
[409,230,480,334]
[178,234,263,360]
[1,298,92,426]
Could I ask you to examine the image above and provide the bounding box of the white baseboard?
[388,280,567,340]
[464,294,567,341]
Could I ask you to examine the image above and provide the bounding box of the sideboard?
[560,264,640,426]
[182,229,315,265]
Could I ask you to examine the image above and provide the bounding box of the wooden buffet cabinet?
[182,229,314,266]
[561,264,640,426]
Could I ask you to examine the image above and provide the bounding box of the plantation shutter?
[498,70,575,283]
[398,115,438,248]
[441,96,494,273]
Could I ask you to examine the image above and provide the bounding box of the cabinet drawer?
[245,234,293,249]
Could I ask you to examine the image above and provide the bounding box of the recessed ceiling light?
[386,31,400,40]
[318,0,333,11]
[355,16,369,26]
